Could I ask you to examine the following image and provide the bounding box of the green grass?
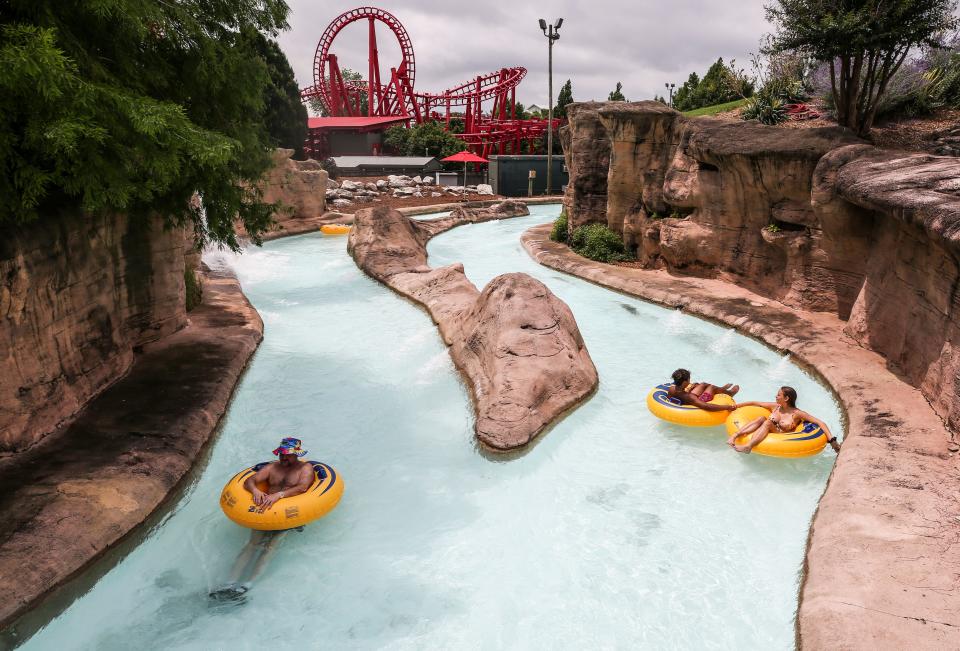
[682,98,750,117]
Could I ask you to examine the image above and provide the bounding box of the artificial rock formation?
[561,102,611,231]
[815,145,960,432]
[559,100,960,648]
[256,148,328,238]
[0,212,189,452]
[348,203,597,450]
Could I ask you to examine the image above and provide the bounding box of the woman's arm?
[733,401,775,409]
[686,395,735,412]
[798,411,841,452]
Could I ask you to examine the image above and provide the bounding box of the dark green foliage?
[550,212,568,242]
[1,0,293,250]
[766,0,959,135]
[741,95,789,124]
[247,32,308,158]
[608,82,626,101]
[673,59,752,111]
[506,100,530,120]
[383,122,464,159]
[319,157,338,180]
[569,224,633,263]
[555,79,574,118]
[185,267,202,311]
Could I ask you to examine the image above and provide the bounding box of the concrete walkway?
[522,223,960,649]
[0,266,262,636]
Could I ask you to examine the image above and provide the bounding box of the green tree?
[608,82,627,101]
[246,32,308,159]
[767,0,959,135]
[1,0,292,250]
[673,59,750,111]
[555,79,574,118]
[505,100,530,119]
[307,68,367,116]
[672,72,701,110]
[383,122,464,159]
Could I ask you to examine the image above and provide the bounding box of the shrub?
[569,224,634,263]
[550,212,568,242]
[741,93,789,125]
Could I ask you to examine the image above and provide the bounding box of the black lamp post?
[539,17,562,195]
[665,82,676,106]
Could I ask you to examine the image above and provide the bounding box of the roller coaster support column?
[539,18,563,194]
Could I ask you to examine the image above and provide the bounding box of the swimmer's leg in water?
[210,530,290,600]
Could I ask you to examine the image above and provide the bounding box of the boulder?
[388,174,414,188]
[365,182,379,192]
[340,180,363,192]
[332,198,352,209]
[393,187,417,197]
[326,178,340,190]
[376,179,388,190]
[258,148,328,222]
[411,176,423,184]
[476,183,494,195]
[347,206,596,450]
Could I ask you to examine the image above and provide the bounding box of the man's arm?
[243,466,273,506]
[256,465,315,512]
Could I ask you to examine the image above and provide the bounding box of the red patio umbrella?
[441,150,489,198]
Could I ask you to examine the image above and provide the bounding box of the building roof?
[307,116,409,131]
[331,156,439,169]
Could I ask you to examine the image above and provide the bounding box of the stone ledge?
[0,265,263,634]
[521,223,960,649]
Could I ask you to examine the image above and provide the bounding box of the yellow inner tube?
[646,383,735,427]
[320,223,351,235]
[220,461,344,531]
[725,406,826,458]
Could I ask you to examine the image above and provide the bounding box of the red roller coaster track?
[299,7,558,158]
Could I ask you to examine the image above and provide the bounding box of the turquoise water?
[22,205,839,650]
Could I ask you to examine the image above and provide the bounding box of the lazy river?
[22,205,840,650]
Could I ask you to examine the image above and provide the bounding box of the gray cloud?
[277,1,772,110]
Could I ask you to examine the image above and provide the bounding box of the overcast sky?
[277,1,774,112]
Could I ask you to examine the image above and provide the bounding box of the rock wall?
[562,99,960,441]
[816,146,960,432]
[0,212,188,452]
[257,148,328,237]
[561,102,611,231]
[348,203,598,450]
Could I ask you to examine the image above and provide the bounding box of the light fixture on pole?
[539,17,562,195]
[664,82,676,106]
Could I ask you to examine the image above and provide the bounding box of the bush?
[550,212,568,242]
[872,38,960,120]
[741,93,789,125]
[569,224,633,263]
